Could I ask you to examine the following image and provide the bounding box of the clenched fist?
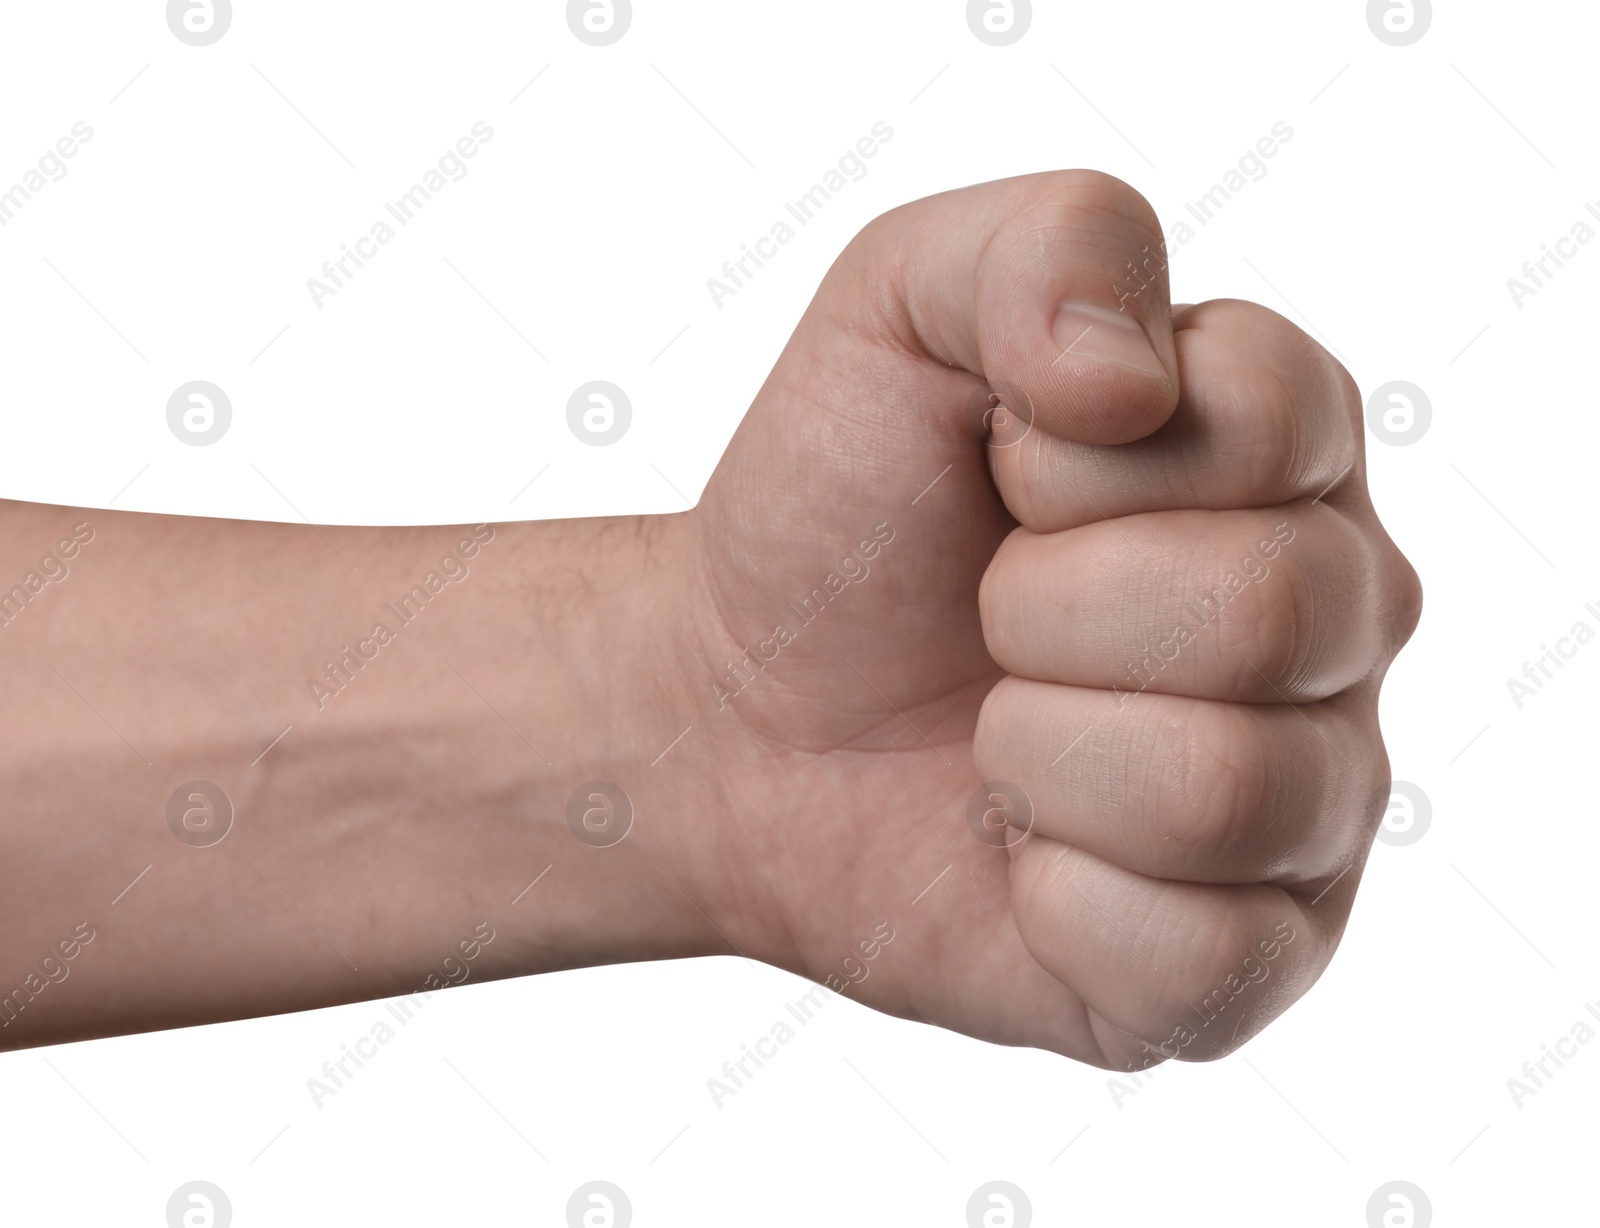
[689,169,1421,1069]
[0,172,1418,1068]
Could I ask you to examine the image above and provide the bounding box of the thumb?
[876,169,1179,445]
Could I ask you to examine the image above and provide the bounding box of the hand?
[687,170,1421,1068]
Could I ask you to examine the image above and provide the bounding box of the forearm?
[0,500,732,1049]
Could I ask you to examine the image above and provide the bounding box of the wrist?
[489,510,760,977]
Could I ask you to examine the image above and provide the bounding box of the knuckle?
[1133,907,1270,1054]
[842,206,892,265]
[1362,751,1396,841]
[1235,346,1355,502]
[1314,347,1365,470]
[1385,544,1424,648]
[1027,168,1157,224]
[1165,915,1304,1060]
[1231,559,1311,697]
[1006,170,1166,275]
[1188,300,1360,501]
[1324,348,1366,430]
[1218,361,1307,499]
[1161,709,1272,862]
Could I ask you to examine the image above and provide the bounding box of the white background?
[0,1,1594,1224]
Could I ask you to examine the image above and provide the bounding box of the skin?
[0,171,1419,1072]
